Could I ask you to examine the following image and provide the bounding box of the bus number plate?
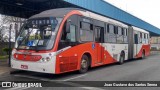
[21,65,28,69]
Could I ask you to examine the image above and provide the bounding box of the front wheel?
[79,55,89,74]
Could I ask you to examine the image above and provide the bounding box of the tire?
[79,55,89,74]
[119,53,125,65]
[141,51,145,59]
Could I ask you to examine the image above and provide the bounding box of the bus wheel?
[79,55,89,74]
[119,53,125,65]
[141,51,145,59]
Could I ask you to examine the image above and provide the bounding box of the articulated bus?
[11,8,150,74]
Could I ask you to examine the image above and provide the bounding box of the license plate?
[21,65,28,69]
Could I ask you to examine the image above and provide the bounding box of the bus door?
[94,26,104,64]
[134,33,138,57]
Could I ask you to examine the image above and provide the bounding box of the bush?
[0,55,9,59]
[2,47,12,55]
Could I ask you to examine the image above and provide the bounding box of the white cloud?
[104,0,160,28]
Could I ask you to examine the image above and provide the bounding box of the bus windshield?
[15,17,60,50]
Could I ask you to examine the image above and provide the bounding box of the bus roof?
[30,8,84,19]
[30,8,128,28]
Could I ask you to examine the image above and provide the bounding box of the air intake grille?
[59,56,78,72]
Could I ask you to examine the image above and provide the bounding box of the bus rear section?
[133,26,150,59]
[128,26,150,60]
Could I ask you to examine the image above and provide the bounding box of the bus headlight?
[46,57,51,61]
[40,57,51,62]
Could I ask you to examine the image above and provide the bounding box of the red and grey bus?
[11,8,150,74]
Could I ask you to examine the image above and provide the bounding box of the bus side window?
[117,27,122,35]
[117,26,124,43]
[123,28,128,43]
[108,24,116,43]
[60,20,76,42]
[121,28,124,35]
[134,34,138,44]
[144,33,146,39]
[80,21,93,42]
[114,26,117,34]
[139,32,142,43]
[95,26,104,42]
[64,26,76,42]
[104,24,109,42]
[145,33,149,44]
[125,29,128,36]
[58,21,76,50]
[68,25,76,42]
[147,34,150,44]
[142,33,145,44]
[109,24,114,34]
[144,33,146,44]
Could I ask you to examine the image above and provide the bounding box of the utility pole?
[15,23,18,41]
[0,29,2,42]
[8,24,12,67]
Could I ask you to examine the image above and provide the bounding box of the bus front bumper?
[11,56,56,74]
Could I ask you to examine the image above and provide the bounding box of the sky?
[104,0,160,28]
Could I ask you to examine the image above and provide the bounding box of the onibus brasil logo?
[1,82,42,88]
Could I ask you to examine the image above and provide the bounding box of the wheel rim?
[81,59,88,69]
